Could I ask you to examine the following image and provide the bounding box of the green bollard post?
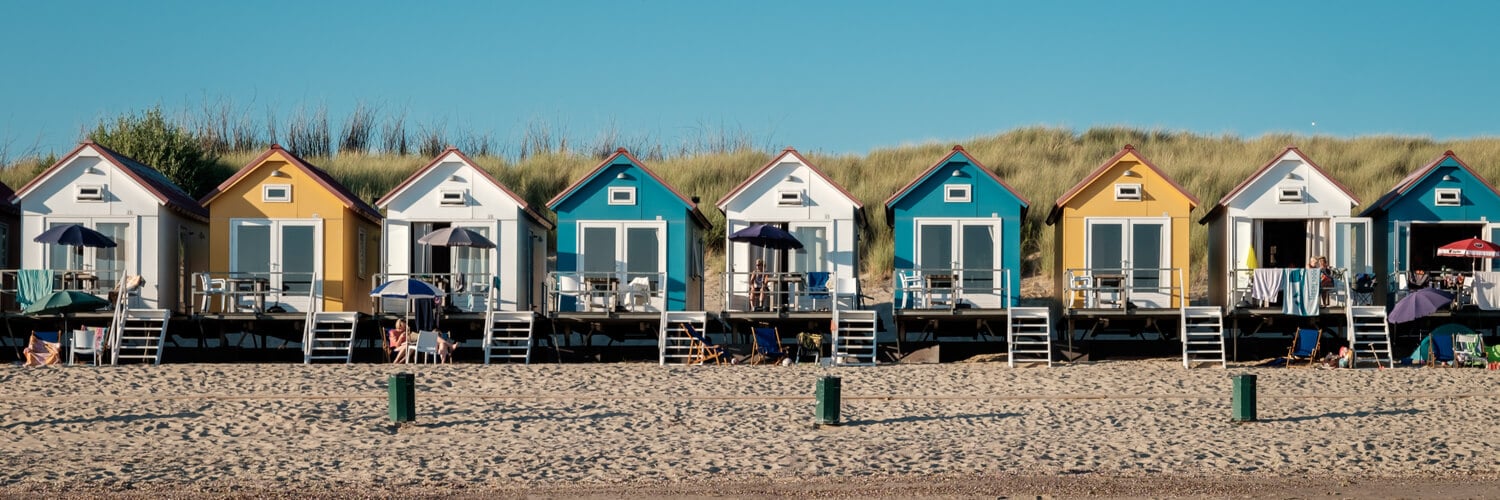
[1231,373,1256,422]
[815,376,841,426]
[389,373,415,423]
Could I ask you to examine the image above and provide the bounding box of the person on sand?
[387,319,412,363]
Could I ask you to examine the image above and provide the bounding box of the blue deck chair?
[682,323,725,365]
[751,326,786,364]
[1286,327,1321,367]
[806,272,831,311]
[1428,331,1457,367]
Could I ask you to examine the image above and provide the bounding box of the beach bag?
[1319,271,1333,289]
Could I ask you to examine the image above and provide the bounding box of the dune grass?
[9,126,1500,289]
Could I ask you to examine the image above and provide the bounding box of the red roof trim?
[882,144,1031,214]
[375,148,553,230]
[1046,145,1201,225]
[13,141,208,221]
[199,145,382,223]
[714,147,863,209]
[546,148,709,228]
[1198,146,1361,224]
[1369,150,1500,212]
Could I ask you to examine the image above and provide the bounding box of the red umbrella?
[1437,237,1500,258]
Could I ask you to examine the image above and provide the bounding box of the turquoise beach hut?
[1361,150,1500,304]
[884,145,1029,310]
[546,148,709,313]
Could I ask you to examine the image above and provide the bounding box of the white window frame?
[944,184,971,203]
[608,187,636,205]
[439,189,466,207]
[1277,186,1303,203]
[776,189,803,207]
[75,185,104,202]
[1435,188,1461,206]
[1114,183,1142,201]
[263,184,292,203]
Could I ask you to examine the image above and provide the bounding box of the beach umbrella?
[370,278,445,299]
[417,227,496,249]
[1436,237,1500,272]
[22,290,111,316]
[1388,287,1454,324]
[34,224,118,248]
[729,224,803,250]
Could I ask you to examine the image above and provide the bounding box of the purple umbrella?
[1388,287,1454,324]
[729,224,803,250]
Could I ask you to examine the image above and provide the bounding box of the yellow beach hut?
[1047,145,1199,310]
[198,145,382,314]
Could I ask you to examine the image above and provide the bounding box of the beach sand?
[3,360,1499,498]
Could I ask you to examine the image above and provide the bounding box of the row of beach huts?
[5,141,1496,367]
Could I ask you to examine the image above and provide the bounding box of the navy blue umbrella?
[33,224,117,248]
[417,227,496,249]
[1389,287,1454,324]
[729,224,803,250]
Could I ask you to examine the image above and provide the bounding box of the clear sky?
[3,0,1498,158]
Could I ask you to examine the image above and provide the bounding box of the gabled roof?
[1198,146,1360,224]
[1046,145,1200,225]
[715,147,863,211]
[198,145,382,223]
[13,141,208,222]
[882,145,1030,223]
[1360,150,1500,217]
[0,180,17,215]
[375,148,553,230]
[546,148,710,228]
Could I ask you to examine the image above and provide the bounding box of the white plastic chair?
[898,270,925,309]
[624,277,652,311]
[69,328,103,366]
[410,330,442,364]
[198,273,228,312]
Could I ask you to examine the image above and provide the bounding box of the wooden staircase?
[1007,307,1052,367]
[1180,306,1226,368]
[832,309,878,366]
[659,311,708,365]
[483,311,536,364]
[302,312,359,364]
[1347,306,1393,368]
[110,309,170,365]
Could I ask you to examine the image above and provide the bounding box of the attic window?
[1435,188,1461,206]
[777,189,803,207]
[608,187,636,205]
[75,185,104,202]
[1278,187,1303,203]
[263,184,292,203]
[439,189,466,206]
[1114,183,1142,201]
[944,184,971,203]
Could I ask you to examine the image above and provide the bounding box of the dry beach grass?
[2,360,1498,498]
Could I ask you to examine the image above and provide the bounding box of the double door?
[1086,218,1170,307]
[914,219,1003,308]
[231,219,321,312]
[579,221,666,311]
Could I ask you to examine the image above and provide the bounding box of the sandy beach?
[3,360,1499,498]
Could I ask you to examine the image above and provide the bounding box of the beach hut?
[13,141,208,313]
[1361,150,1500,303]
[375,148,553,314]
[198,145,382,314]
[546,148,709,314]
[886,145,1028,310]
[1047,145,1199,310]
[1200,147,1366,308]
[716,147,863,314]
[0,181,21,309]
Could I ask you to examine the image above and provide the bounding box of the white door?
[1331,217,1373,278]
[914,219,1005,308]
[1392,220,1411,277]
[231,219,322,312]
[1086,218,1171,307]
[579,221,667,311]
[1485,223,1500,271]
[450,224,491,312]
[1231,216,1253,296]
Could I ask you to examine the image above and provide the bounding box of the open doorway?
[1410,222,1483,271]
[1260,219,1307,268]
[409,222,453,274]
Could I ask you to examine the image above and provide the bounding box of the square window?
[944,184,971,203]
[1114,183,1142,201]
[777,189,803,207]
[1435,188,1461,206]
[608,187,636,205]
[1278,187,1303,203]
[439,189,466,206]
[76,185,104,202]
[263,184,292,203]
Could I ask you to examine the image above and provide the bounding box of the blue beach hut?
[546,148,709,313]
[1361,150,1500,304]
[884,145,1029,310]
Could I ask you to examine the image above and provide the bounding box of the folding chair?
[1286,327,1321,367]
[806,272,831,311]
[682,323,726,365]
[1428,331,1456,367]
[796,331,824,364]
[750,326,786,365]
[898,270,925,309]
[1351,274,1376,306]
[1454,333,1486,367]
[23,331,63,367]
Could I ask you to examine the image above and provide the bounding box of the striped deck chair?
[751,326,787,365]
[23,331,63,367]
[682,323,725,365]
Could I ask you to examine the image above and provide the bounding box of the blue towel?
[17,269,54,310]
[1281,269,1320,316]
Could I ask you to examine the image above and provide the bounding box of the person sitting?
[1314,256,1333,306]
[749,259,770,311]
[435,331,459,363]
[387,319,412,363]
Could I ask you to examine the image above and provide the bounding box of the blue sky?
[3,0,1498,158]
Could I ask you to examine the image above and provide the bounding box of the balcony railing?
[548,271,667,313]
[1065,267,1184,310]
[721,271,840,313]
[1229,267,1370,309]
[891,268,1011,310]
[191,271,319,314]
[371,272,496,315]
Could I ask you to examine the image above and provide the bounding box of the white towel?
[1471,272,1500,310]
[1250,268,1285,303]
